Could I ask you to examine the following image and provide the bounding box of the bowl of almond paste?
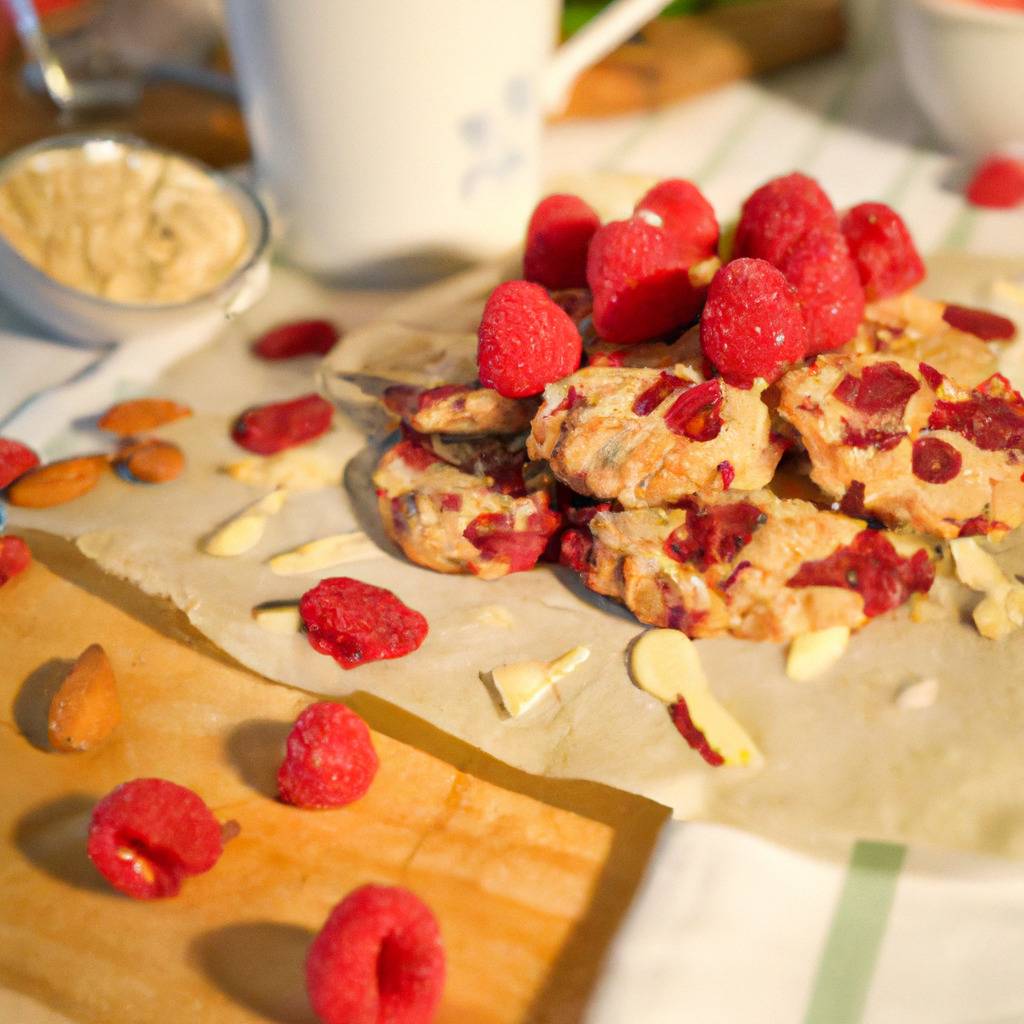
[0,134,271,346]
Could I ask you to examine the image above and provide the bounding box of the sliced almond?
[487,645,590,717]
[786,626,850,682]
[116,439,185,484]
[7,455,107,507]
[252,602,302,634]
[204,490,286,557]
[268,532,379,575]
[224,449,342,491]
[98,398,191,435]
[47,643,121,751]
[950,538,1007,592]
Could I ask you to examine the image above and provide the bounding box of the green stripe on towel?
[802,841,907,1024]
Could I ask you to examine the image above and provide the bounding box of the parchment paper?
[11,177,1024,860]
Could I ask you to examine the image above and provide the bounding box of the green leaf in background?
[562,0,761,37]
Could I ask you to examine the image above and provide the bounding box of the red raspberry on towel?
[700,258,808,387]
[523,194,601,290]
[840,202,925,299]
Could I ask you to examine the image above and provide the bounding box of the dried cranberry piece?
[912,437,962,484]
[928,388,1024,452]
[0,438,40,489]
[300,578,428,669]
[918,362,944,391]
[839,481,868,518]
[658,582,709,636]
[841,423,906,450]
[0,535,31,586]
[252,319,339,360]
[559,527,593,572]
[463,502,561,574]
[665,501,764,571]
[718,460,735,489]
[719,559,752,592]
[439,493,462,512]
[833,361,920,417]
[306,885,445,1024]
[418,384,472,409]
[958,516,1006,537]
[552,385,584,413]
[787,529,933,616]
[632,372,684,415]
[393,437,444,472]
[663,379,723,441]
[669,698,724,766]
[942,304,1016,341]
[232,393,334,454]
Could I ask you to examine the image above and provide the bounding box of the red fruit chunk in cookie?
[912,437,962,484]
[664,499,763,571]
[463,501,562,574]
[477,281,582,398]
[733,172,838,266]
[300,577,428,670]
[839,202,925,299]
[587,217,703,344]
[942,304,1017,341]
[700,258,808,386]
[306,884,445,1024]
[523,194,601,290]
[253,320,339,360]
[232,393,334,454]
[0,438,40,489]
[0,535,31,586]
[833,361,920,417]
[87,778,223,899]
[966,155,1024,209]
[663,379,724,441]
[278,702,379,808]
[635,179,718,258]
[779,226,865,354]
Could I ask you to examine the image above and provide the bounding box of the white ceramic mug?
[224,0,670,280]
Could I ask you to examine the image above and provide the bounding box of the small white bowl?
[0,134,271,347]
[896,0,1024,158]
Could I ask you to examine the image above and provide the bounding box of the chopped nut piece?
[950,537,1024,639]
[786,626,850,681]
[487,646,590,717]
[47,644,121,751]
[629,629,762,767]
[252,602,302,634]
[950,538,1007,592]
[269,532,380,575]
[204,490,286,557]
[895,677,939,710]
[224,449,342,491]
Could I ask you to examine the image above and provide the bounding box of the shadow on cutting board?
[23,527,670,1023]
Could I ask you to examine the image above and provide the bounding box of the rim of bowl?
[0,132,272,314]
[907,0,1024,28]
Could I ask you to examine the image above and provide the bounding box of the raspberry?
[733,173,838,266]
[700,259,808,386]
[300,577,428,670]
[86,778,223,899]
[634,179,718,258]
[0,438,40,489]
[306,885,445,1024]
[839,202,925,299]
[278,702,379,808]
[253,319,340,360]
[523,194,601,290]
[586,218,703,344]
[779,226,865,354]
[232,393,334,454]
[0,535,31,586]
[477,281,582,398]
[966,154,1024,209]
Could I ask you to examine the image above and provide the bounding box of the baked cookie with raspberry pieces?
[528,366,784,507]
[573,491,933,642]
[381,382,538,436]
[777,353,1024,538]
[584,324,704,371]
[373,436,559,579]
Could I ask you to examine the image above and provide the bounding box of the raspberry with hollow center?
[232,393,334,455]
[306,884,445,1024]
[523,194,601,290]
[278,702,379,808]
[733,172,838,266]
[253,319,340,360]
[700,258,808,386]
[0,437,40,489]
[86,778,224,899]
[300,577,428,670]
[840,202,925,299]
[477,280,582,398]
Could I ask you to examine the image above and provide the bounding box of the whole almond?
[48,643,121,752]
[98,398,192,436]
[7,455,107,507]
[117,439,185,483]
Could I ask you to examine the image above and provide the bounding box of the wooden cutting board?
[0,532,666,1024]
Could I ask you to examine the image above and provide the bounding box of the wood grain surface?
[0,532,666,1024]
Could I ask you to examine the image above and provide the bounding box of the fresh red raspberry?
[300,577,428,670]
[253,319,340,360]
[733,173,838,266]
[586,217,703,344]
[700,258,808,386]
[634,179,718,258]
[523,194,601,289]
[966,154,1024,208]
[0,535,31,586]
[277,702,379,808]
[0,438,40,489]
[839,202,925,299]
[232,393,334,454]
[306,885,445,1024]
[86,778,224,899]
[477,281,582,398]
[779,226,865,354]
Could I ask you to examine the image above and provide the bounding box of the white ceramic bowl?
[896,0,1024,157]
[0,134,271,347]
